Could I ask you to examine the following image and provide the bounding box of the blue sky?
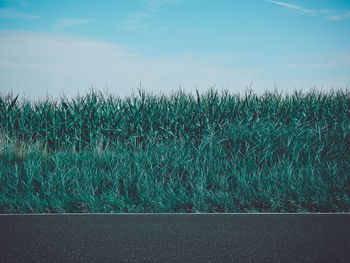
[0,0,349,98]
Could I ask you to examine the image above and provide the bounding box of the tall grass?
[0,88,349,213]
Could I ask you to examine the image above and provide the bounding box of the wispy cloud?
[265,0,350,20]
[327,11,350,21]
[0,8,40,20]
[118,13,150,31]
[143,0,187,12]
[264,0,314,14]
[54,18,96,30]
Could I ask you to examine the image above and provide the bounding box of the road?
[0,214,349,262]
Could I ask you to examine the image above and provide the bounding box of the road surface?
[1,214,349,262]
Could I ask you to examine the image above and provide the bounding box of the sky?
[0,0,349,99]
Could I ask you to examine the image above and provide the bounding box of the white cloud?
[0,8,40,20]
[284,50,350,69]
[0,30,347,100]
[264,0,347,19]
[118,13,150,31]
[264,0,314,13]
[54,18,96,30]
[0,30,264,99]
[327,11,350,21]
[284,62,338,69]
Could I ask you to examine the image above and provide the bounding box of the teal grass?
[0,88,349,213]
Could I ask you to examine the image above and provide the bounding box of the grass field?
[0,88,349,213]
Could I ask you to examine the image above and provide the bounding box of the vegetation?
[0,88,349,213]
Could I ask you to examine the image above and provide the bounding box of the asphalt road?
[0,214,349,263]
